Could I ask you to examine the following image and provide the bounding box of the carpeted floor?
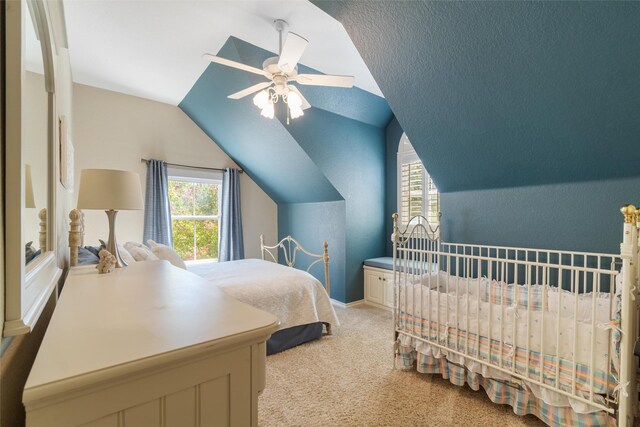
[259,304,544,426]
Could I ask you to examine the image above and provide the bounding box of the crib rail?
[392,209,639,422]
[618,205,639,425]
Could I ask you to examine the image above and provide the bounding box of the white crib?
[392,205,639,426]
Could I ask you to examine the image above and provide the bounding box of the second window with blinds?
[397,133,440,227]
[168,177,221,261]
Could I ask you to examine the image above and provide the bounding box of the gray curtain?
[219,168,244,261]
[143,159,173,246]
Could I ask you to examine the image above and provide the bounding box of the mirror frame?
[4,0,62,336]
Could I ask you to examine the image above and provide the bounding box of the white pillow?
[118,245,136,265]
[124,241,159,262]
[147,240,187,270]
[98,239,136,265]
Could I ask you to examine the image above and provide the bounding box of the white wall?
[72,83,277,259]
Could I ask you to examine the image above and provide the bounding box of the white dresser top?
[24,261,278,401]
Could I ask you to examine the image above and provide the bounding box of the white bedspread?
[188,259,339,331]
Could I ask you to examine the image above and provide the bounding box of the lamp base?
[105,209,127,268]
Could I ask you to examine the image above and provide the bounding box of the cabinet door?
[383,271,395,308]
[365,270,384,305]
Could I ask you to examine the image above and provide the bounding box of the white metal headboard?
[392,214,440,244]
[260,235,330,296]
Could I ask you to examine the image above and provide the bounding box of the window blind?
[400,161,424,225]
[398,134,440,227]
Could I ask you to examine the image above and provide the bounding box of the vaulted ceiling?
[63,0,382,105]
[314,1,640,193]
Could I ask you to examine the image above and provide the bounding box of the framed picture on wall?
[59,115,74,191]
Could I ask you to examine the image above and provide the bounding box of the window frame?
[396,135,440,228]
[168,176,222,262]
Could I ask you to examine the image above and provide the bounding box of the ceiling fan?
[203,19,355,121]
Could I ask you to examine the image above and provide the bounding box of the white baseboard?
[330,298,365,308]
[363,301,392,311]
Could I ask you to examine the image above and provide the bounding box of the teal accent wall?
[284,109,387,302]
[316,1,640,255]
[288,109,385,302]
[180,38,342,204]
[278,201,346,301]
[441,177,640,254]
[180,37,391,303]
[313,1,640,192]
[385,115,403,256]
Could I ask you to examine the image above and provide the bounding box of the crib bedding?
[188,259,339,331]
[397,316,615,397]
[395,271,619,414]
[398,272,617,369]
[396,347,615,427]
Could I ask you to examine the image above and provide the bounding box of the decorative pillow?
[84,245,102,258]
[25,241,41,264]
[77,247,100,265]
[97,240,137,265]
[118,245,136,265]
[147,240,187,270]
[124,241,159,262]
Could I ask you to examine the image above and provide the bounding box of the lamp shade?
[25,164,36,208]
[77,169,143,210]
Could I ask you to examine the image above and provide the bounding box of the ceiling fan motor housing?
[263,56,298,78]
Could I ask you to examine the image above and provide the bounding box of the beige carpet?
[259,304,544,426]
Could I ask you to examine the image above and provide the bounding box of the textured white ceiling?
[63,0,383,105]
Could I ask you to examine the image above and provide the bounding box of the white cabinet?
[364,266,394,309]
[24,261,279,427]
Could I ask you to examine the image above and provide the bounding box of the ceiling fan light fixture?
[260,100,275,119]
[287,90,302,108]
[253,90,270,109]
[204,19,354,123]
[289,104,304,119]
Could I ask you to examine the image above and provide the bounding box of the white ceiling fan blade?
[277,32,308,74]
[203,54,272,78]
[227,82,272,100]
[295,74,354,88]
[288,85,311,110]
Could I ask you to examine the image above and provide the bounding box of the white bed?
[187,235,339,354]
[188,258,338,331]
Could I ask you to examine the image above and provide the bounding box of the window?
[168,178,220,261]
[397,134,440,227]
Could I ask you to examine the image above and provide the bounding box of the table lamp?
[77,169,143,267]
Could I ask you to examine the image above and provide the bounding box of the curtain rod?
[140,158,243,174]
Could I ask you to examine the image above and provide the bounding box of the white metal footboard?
[392,207,639,425]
